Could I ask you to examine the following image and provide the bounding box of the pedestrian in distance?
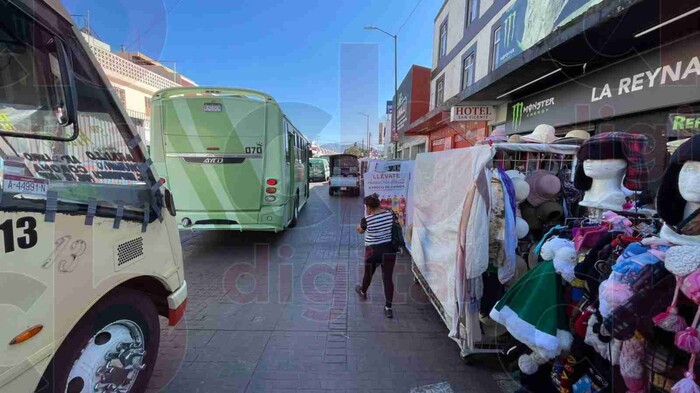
[355,194,398,318]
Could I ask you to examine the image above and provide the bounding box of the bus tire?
[329,187,335,196]
[288,195,299,228]
[37,288,160,393]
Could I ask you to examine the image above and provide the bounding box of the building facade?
[82,33,196,145]
[411,0,700,163]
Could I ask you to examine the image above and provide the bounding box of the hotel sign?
[450,105,494,122]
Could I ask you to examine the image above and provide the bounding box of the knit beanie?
[574,132,650,191]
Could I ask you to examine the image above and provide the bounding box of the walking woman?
[355,194,397,318]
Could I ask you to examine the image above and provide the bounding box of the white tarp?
[411,146,495,348]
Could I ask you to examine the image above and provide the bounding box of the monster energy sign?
[510,97,555,132]
[493,0,603,70]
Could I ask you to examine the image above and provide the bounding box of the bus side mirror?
[164,188,177,217]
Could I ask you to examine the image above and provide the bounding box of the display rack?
[410,142,580,359]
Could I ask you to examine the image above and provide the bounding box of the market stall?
[411,127,700,391]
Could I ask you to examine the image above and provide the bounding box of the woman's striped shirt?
[361,210,394,246]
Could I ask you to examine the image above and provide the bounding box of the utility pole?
[364,26,399,159]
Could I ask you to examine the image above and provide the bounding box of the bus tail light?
[265,187,277,194]
[159,177,166,185]
[265,196,276,203]
[266,179,278,186]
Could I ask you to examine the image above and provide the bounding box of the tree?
[344,146,366,157]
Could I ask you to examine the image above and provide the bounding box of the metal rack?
[410,143,580,360]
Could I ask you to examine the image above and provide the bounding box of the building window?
[466,0,479,27]
[435,76,445,106]
[114,86,126,106]
[492,26,502,71]
[462,53,475,90]
[439,18,448,59]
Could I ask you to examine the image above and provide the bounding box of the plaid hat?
[657,135,700,226]
[574,132,650,192]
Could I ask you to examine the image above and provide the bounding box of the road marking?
[411,382,454,393]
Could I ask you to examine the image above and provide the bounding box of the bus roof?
[153,86,276,103]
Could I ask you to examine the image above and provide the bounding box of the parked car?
[309,157,330,182]
[328,154,361,196]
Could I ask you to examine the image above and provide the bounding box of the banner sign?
[667,113,700,138]
[494,0,603,70]
[364,159,415,251]
[386,101,393,114]
[450,105,494,122]
[506,34,700,133]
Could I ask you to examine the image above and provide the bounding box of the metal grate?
[117,237,144,266]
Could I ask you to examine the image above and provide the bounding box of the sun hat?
[525,170,562,207]
[483,127,508,144]
[536,201,564,227]
[505,169,525,179]
[516,217,530,239]
[552,129,591,145]
[512,178,530,204]
[521,124,556,144]
[521,202,541,231]
[508,134,523,143]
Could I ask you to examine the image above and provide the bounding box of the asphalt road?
[146,183,515,393]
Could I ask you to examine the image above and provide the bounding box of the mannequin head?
[679,161,700,204]
[579,159,628,211]
[583,159,627,179]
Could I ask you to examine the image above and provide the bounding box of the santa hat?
[574,132,650,192]
[657,135,700,227]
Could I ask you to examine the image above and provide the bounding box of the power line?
[397,0,424,34]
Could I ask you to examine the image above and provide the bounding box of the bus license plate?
[341,187,348,191]
[3,174,48,196]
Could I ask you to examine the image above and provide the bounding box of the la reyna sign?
[450,105,495,122]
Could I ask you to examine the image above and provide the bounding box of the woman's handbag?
[390,210,406,253]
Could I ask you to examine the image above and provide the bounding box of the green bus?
[150,87,310,232]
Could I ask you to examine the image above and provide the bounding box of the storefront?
[505,33,700,187]
[406,106,491,153]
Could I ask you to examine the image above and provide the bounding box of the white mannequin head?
[679,161,700,204]
[583,159,627,179]
[660,161,700,245]
[579,159,628,211]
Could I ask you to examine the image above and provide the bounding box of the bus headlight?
[181,218,193,227]
[265,196,276,203]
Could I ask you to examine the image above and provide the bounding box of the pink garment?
[573,224,609,251]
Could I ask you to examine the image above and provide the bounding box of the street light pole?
[364,25,398,159]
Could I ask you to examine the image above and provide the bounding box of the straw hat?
[552,129,591,145]
[508,134,523,143]
[521,124,556,144]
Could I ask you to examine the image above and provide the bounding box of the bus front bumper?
[167,280,188,326]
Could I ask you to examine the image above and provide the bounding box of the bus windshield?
[0,3,151,218]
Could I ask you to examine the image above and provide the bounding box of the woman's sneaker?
[354,285,367,299]
[384,307,393,319]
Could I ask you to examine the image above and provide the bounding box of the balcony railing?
[89,45,181,91]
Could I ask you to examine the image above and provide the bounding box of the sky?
[63,0,441,147]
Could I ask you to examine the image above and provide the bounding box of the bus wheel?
[328,187,335,196]
[288,195,299,228]
[38,288,159,393]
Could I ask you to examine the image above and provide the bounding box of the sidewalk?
[148,184,512,393]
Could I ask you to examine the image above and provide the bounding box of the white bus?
[0,1,187,392]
